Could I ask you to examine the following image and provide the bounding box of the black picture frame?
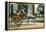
[5,1,45,31]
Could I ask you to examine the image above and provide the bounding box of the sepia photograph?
[5,2,44,30]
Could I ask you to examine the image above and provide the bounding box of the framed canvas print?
[5,1,45,31]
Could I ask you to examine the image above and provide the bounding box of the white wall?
[34,4,39,14]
